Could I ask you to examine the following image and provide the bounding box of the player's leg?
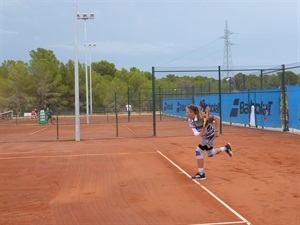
[204,136,232,157]
[208,143,232,157]
[191,146,206,180]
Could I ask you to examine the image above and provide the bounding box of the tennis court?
[0,119,299,225]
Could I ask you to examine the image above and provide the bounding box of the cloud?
[0,29,18,35]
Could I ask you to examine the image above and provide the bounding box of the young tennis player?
[186,104,232,180]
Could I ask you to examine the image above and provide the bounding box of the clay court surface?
[0,114,299,225]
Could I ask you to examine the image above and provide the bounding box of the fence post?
[56,115,59,140]
[159,86,162,121]
[115,92,118,137]
[281,64,287,131]
[260,70,263,90]
[218,66,222,134]
[127,86,130,122]
[152,67,156,136]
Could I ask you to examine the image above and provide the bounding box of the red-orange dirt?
[0,121,299,225]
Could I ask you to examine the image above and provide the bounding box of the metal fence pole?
[152,67,156,136]
[127,86,130,122]
[260,70,263,90]
[159,86,162,121]
[281,64,287,131]
[218,66,222,134]
[56,115,59,140]
[115,92,118,137]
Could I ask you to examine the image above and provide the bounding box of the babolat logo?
[164,102,173,111]
[230,99,273,117]
[230,99,240,117]
[176,102,187,113]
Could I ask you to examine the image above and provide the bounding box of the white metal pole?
[89,49,93,116]
[84,20,90,124]
[74,0,80,141]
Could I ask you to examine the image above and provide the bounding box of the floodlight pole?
[77,12,94,124]
[86,43,96,116]
[74,0,80,141]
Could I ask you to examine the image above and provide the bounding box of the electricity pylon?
[221,20,234,79]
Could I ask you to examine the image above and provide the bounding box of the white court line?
[0,151,157,160]
[0,150,73,155]
[190,221,246,225]
[122,124,134,133]
[156,150,251,225]
[29,127,47,135]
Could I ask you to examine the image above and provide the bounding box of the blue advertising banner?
[162,98,192,118]
[287,85,300,130]
[162,86,299,131]
[194,90,281,128]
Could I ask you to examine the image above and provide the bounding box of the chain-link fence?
[1,63,299,142]
[152,63,300,135]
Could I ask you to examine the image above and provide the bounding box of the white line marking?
[0,151,157,160]
[122,124,134,133]
[29,127,47,135]
[156,150,251,225]
[0,150,73,155]
[189,221,247,225]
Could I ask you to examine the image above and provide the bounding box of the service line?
[0,151,157,160]
[30,127,47,135]
[122,124,134,133]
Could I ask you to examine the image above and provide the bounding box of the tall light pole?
[74,0,80,141]
[87,43,96,116]
[77,12,94,124]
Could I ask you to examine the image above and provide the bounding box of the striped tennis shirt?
[188,118,215,139]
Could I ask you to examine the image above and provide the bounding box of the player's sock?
[220,146,227,152]
[198,168,204,175]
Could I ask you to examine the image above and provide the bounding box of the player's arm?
[191,128,201,136]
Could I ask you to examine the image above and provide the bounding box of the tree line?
[0,48,299,115]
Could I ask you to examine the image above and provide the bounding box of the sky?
[0,0,300,73]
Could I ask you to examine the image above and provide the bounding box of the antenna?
[221,20,234,79]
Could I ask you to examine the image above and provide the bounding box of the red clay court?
[0,115,299,225]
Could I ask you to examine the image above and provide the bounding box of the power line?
[158,38,220,67]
